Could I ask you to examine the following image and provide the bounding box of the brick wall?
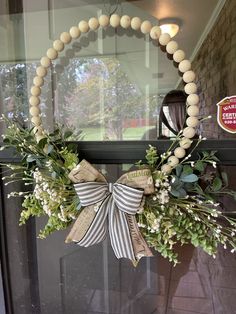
[191,0,236,138]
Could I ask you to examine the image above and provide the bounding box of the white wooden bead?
[179,138,192,149]
[185,82,197,95]
[36,66,47,77]
[140,21,152,34]
[31,116,41,126]
[161,164,172,174]
[166,40,178,54]
[60,32,72,44]
[89,17,99,30]
[53,40,64,52]
[29,96,40,106]
[78,20,89,33]
[187,105,200,117]
[33,76,44,87]
[150,26,161,40]
[186,116,199,127]
[40,56,51,68]
[183,127,196,138]
[46,48,58,60]
[167,155,179,166]
[179,60,191,73]
[131,17,142,30]
[183,70,196,83]
[31,86,41,96]
[110,14,120,28]
[99,15,109,27]
[69,26,81,38]
[187,94,199,106]
[173,50,185,63]
[120,15,131,29]
[174,147,186,158]
[159,33,171,46]
[30,106,40,116]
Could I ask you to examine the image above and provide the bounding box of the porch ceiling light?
[159,21,179,38]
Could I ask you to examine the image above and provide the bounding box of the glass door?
[1,1,236,314]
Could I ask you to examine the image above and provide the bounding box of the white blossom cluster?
[152,171,171,205]
[33,169,72,221]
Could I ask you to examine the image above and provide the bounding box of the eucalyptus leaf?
[180,174,198,183]
[212,177,222,191]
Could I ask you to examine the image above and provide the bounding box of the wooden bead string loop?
[29,15,200,173]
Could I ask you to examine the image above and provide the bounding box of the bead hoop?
[29,14,200,173]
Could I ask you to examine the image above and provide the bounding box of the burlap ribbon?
[66,160,154,263]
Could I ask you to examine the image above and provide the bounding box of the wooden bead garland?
[60,32,72,44]
[184,82,197,95]
[78,20,89,33]
[29,96,40,106]
[131,17,142,30]
[31,86,41,96]
[173,50,185,63]
[187,94,199,106]
[183,127,196,139]
[53,40,64,52]
[46,48,58,60]
[187,105,200,116]
[36,66,47,77]
[40,56,51,68]
[186,116,199,127]
[159,33,171,46]
[179,138,192,149]
[99,15,110,27]
[110,14,120,28]
[174,147,186,159]
[179,59,191,73]
[120,15,131,29]
[33,76,44,87]
[29,15,200,173]
[166,41,178,54]
[140,21,152,34]
[150,26,161,40]
[168,155,179,166]
[183,70,195,83]
[69,26,81,39]
[89,17,99,30]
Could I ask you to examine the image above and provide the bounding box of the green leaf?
[180,174,199,183]
[221,172,228,186]
[38,137,48,149]
[175,165,183,177]
[212,177,222,191]
[182,165,193,176]
[194,161,205,172]
[64,130,73,139]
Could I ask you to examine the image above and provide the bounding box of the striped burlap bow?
[66,160,154,263]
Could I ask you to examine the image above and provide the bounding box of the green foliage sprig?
[137,146,236,264]
[0,115,80,238]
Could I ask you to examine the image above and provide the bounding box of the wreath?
[0,14,236,265]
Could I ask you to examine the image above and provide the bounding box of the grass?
[80,126,154,141]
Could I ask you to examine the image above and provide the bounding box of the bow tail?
[77,201,109,247]
[108,198,136,261]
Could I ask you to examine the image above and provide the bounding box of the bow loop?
[74,182,109,207]
[66,159,154,262]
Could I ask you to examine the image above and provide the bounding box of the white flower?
[190,162,195,167]
[212,162,217,168]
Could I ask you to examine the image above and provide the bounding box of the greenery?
[137,146,236,264]
[0,115,236,265]
[0,115,80,238]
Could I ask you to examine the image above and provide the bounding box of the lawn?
[80,126,154,140]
